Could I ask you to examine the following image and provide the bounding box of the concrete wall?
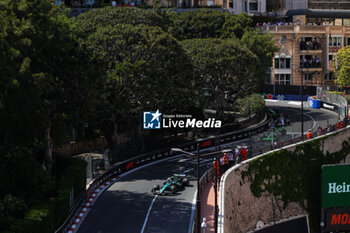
[223,127,350,233]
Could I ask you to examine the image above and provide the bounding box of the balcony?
[299,60,322,72]
[329,47,342,53]
[258,25,330,34]
[299,41,321,51]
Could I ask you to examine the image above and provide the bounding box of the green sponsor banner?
[322,164,350,208]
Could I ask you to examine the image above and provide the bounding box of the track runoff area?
[76,100,338,233]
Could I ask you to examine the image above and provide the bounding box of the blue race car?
[152,174,189,195]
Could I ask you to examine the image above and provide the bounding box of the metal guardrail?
[316,87,348,120]
[55,113,271,233]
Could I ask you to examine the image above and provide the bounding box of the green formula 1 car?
[152,174,189,195]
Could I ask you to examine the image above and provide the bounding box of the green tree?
[236,94,265,119]
[221,13,254,39]
[240,30,279,90]
[180,38,258,120]
[170,9,228,40]
[83,24,194,161]
[0,0,94,175]
[76,7,163,35]
[335,46,350,88]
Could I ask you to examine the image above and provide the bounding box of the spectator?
[223,153,229,172]
[235,154,241,164]
[279,114,285,127]
[234,147,240,158]
[240,147,247,161]
[341,121,345,129]
[274,140,280,149]
[227,152,234,166]
[307,130,313,139]
[213,158,219,177]
[219,156,225,175]
[317,126,323,136]
[337,121,341,130]
[327,123,331,133]
[316,58,321,66]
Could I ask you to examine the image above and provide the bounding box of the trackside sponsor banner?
[326,207,350,232]
[321,102,338,112]
[322,164,350,208]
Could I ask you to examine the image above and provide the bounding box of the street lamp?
[171,144,201,233]
[171,146,232,233]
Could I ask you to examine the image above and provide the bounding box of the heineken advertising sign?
[322,164,350,208]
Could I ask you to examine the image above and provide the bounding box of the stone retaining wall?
[223,127,350,233]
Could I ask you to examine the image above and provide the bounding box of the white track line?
[188,191,197,233]
[304,112,317,131]
[265,99,278,102]
[140,195,158,233]
[287,101,302,105]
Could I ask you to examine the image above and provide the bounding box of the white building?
[229,0,266,14]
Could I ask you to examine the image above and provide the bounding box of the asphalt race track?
[77,101,339,233]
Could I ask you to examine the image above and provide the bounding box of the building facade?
[227,0,266,14]
[309,0,350,10]
[264,13,350,87]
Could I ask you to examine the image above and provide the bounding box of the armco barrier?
[55,113,271,233]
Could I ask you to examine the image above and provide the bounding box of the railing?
[55,113,271,233]
[299,61,322,68]
[257,25,350,34]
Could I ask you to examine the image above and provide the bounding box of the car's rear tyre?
[182,178,189,186]
[170,185,177,194]
[152,185,160,194]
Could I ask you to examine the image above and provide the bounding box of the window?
[249,2,258,11]
[275,57,290,69]
[265,68,271,84]
[345,38,350,46]
[229,0,233,8]
[329,54,334,63]
[324,72,334,81]
[344,19,350,26]
[329,36,342,47]
[304,73,313,81]
[335,18,342,26]
[275,74,291,85]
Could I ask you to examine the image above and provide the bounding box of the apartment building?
[309,0,350,10]
[266,0,350,12]
[226,0,266,14]
[266,0,307,11]
[264,10,350,87]
[160,0,266,12]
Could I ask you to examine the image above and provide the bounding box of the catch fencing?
[316,87,348,120]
